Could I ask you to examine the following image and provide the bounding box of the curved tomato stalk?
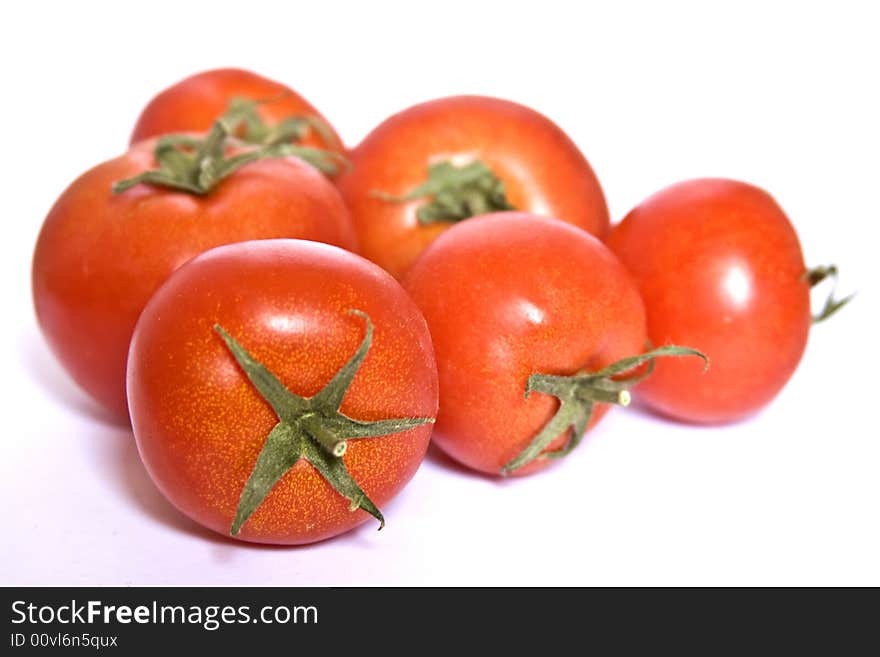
[503,346,708,475]
[805,265,854,324]
[374,160,515,224]
[215,310,434,535]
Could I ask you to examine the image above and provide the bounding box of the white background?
[2,1,877,586]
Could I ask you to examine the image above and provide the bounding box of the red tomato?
[606,178,813,423]
[32,138,357,419]
[127,239,438,545]
[130,68,344,152]
[336,95,610,279]
[403,213,646,476]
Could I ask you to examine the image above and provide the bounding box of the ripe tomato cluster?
[31,68,848,544]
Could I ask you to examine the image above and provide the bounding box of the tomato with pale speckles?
[127,239,438,544]
[606,178,812,423]
[130,68,344,152]
[403,213,645,476]
[32,139,357,419]
[336,95,610,279]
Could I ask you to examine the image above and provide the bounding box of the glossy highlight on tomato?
[32,138,357,418]
[127,239,438,544]
[607,178,812,423]
[336,95,610,279]
[403,212,645,475]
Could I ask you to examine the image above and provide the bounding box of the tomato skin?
[336,95,610,279]
[402,212,645,476]
[32,139,357,419]
[606,178,811,423]
[129,68,344,151]
[127,239,438,544]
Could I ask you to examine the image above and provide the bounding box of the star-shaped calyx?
[502,345,708,475]
[214,310,434,536]
[373,160,516,225]
[221,96,338,150]
[113,108,345,197]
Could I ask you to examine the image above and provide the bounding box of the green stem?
[805,265,854,324]
[502,346,708,475]
[301,413,348,457]
[114,112,346,195]
[373,160,516,224]
[222,96,338,148]
[214,311,434,536]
